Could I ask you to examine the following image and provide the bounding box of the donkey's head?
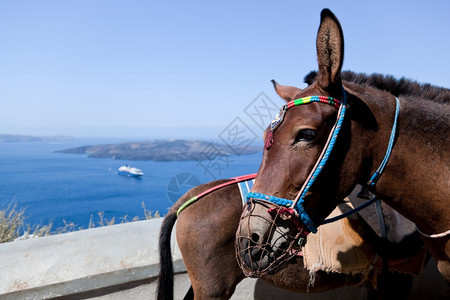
[236,9,362,276]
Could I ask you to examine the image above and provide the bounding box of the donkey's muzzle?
[235,198,303,277]
[237,237,274,274]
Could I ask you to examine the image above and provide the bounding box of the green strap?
[176,196,198,216]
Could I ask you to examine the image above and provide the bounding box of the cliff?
[56,139,261,161]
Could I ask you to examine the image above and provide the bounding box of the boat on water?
[118,165,144,177]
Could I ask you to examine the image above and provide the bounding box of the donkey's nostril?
[279,241,288,250]
[275,241,288,256]
[251,233,260,243]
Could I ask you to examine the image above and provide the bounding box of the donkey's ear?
[316,9,344,92]
[271,79,302,102]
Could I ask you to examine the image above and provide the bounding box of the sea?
[0,138,262,232]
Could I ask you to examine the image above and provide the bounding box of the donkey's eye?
[294,129,317,143]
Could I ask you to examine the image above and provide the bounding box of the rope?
[374,199,389,277]
[294,90,347,203]
[287,95,341,109]
[247,192,382,229]
[246,192,316,233]
[368,97,400,186]
[290,88,348,233]
[176,196,199,216]
[321,197,380,224]
[246,192,294,207]
[416,226,450,239]
[176,173,257,216]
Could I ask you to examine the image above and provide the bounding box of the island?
[55,139,261,161]
[0,134,73,143]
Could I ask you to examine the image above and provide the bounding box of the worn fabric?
[303,200,376,278]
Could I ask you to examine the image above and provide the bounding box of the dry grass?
[0,202,53,243]
[0,202,26,243]
[0,201,161,243]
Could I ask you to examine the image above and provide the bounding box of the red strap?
[231,173,257,181]
[195,173,257,199]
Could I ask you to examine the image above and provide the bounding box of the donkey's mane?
[304,71,450,104]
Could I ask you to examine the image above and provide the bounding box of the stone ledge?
[1,218,448,299]
[0,219,183,299]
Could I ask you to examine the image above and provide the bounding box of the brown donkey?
[236,9,449,281]
[158,178,424,299]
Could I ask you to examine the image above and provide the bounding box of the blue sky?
[0,1,448,139]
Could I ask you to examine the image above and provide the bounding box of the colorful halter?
[264,96,342,149]
[248,90,401,236]
[249,88,348,234]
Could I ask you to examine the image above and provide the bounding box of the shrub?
[0,202,52,243]
[0,201,161,243]
[0,203,25,243]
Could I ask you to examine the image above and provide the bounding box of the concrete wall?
[0,219,172,299]
[0,218,448,299]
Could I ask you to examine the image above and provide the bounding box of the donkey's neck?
[370,95,449,234]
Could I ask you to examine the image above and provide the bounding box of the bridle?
[247,88,401,243]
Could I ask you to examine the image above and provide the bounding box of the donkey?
[235,9,449,281]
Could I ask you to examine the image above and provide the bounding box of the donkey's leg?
[179,227,244,300]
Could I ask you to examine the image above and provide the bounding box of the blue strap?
[321,197,379,224]
[247,192,382,231]
[246,192,294,207]
[245,89,348,234]
[368,97,400,186]
[246,192,317,233]
[298,91,347,201]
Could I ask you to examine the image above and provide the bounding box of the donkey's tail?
[157,210,178,300]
